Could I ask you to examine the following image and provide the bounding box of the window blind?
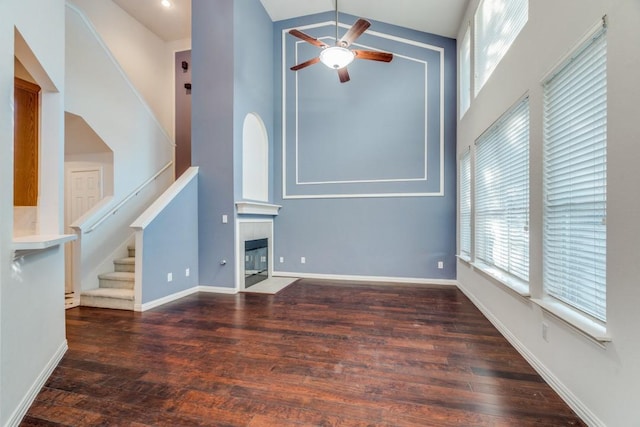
[474,0,528,95]
[543,27,607,322]
[475,98,529,282]
[460,151,471,258]
[460,26,471,116]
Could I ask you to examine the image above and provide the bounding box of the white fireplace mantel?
[235,201,281,216]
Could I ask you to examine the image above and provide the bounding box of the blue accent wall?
[193,0,273,288]
[191,4,456,283]
[233,0,274,202]
[192,0,236,287]
[273,13,457,280]
[141,176,199,303]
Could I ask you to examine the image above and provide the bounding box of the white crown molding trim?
[274,271,456,286]
[7,340,68,427]
[294,38,429,187]
[456,281,605,427]
[283,191,444,199]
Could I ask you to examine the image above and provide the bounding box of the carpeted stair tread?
[80,288,135,310]
[113,257,135,272]
[98,271,134,289]
[82,288,134,300]
[98,271,134,281]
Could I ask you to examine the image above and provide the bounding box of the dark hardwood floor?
[22,279,585,426]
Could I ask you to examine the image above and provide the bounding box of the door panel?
[66,168,103,293]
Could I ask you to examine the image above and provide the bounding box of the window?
[459,25,471,116]
[543,26,607,322]
[459,150,471,259]
[475,98,529,284]
[474,0,528,95]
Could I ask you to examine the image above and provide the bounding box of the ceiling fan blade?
[291,57,320,71]
[289,29,329,49]
[353,50,393,62]
[339,18,371,47]
[337,67,350,83]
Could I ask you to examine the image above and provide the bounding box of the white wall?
[64,154,114,199]
[168,37,192,55]
[456,1,640,425]
[65,4,174,200]
[67,0,179,138]
[0,0,67,425]
[64,4,176,295]
[0,1,186,424]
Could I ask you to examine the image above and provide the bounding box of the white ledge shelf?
[12,234,77,250]
[236,202,281,216]
[532,298,611,344]
[12,234,77,260]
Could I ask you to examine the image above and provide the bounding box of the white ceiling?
[260,0,469,39]
[112,0,192,42]
[111,0,469,43]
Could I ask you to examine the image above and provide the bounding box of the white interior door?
[65,168,103,294]
[70,169,102,222]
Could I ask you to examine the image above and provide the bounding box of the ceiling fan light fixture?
[319,46,355,69]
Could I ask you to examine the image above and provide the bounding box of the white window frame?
[459,25,471,117]
[474,0,528,96]
[541,22,608,326]
[459,150,471,260]
[473,97,530,295]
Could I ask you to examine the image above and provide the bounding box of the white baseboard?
[135,287,200,312]
[273,271,457,287]
[135,286,241,311]
[137,276,453,312]
[6,340,68,427]
[197,285,237,294]
[456,281,604,427]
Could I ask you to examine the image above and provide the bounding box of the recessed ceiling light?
[161,0,172,8]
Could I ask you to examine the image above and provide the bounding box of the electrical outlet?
[222,214,228,223]
[437,261,444,269]
[542,323,549,341]
[279,257,284,263]
[301,257,306,264]
[167,272,173,282]
[185,268,190,277]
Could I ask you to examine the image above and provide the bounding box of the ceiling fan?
[288,1,393,83]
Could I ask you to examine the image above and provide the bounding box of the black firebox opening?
[244,238,268,287]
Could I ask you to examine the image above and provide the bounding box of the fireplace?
[237,218,274,290]
[244,238,268,287]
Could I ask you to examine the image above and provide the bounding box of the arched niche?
[242,113,269,202]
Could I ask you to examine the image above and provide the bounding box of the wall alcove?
[242,112,268,202]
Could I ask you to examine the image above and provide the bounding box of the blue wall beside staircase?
[141,174,199,304]
[192,0,237,288]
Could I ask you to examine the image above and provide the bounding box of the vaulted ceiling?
[111,0,469,42]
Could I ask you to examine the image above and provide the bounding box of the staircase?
[80,246,135,310]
